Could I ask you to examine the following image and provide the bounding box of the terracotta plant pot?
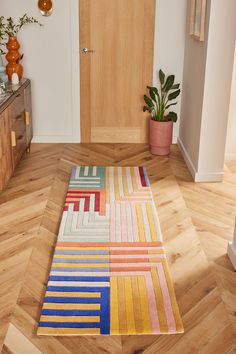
[149,118,173,156]
[6,36,23,81]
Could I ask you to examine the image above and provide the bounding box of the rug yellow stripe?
[37,328,100,335]
[55,247,109,251]
[45,292,101,298]
[137,276,152,334]
[123,168,128,196]
[131,277,142,333]
[131,167,138,191]
[110,276,119,334]
[118,277,127,333]
[151,267,168,332]
[148,250,164,255]
[40,316,100,323]
[136,204,145,242]
[162,261,184,333]
[114,167,120,201]
[146,203,157,242]
[52,263,109,268]
[124,277,136,334]
[53,255,109,259]
[43,303,100,310]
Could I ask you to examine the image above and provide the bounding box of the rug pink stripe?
[110,204,116,242]
[131,204,139,242]
[145,272,160,332]
[157,264,176,332]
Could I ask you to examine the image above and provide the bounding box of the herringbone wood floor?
[0,143,236,354]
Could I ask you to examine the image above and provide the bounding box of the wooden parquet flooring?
[0,143,236,354]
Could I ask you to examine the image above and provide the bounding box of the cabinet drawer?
[12,111,26,137]
[11,110,27,169]
[11,131,27,168]
[10,91,25,123]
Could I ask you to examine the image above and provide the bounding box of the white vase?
[12,73,19,85]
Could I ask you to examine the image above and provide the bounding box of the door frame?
[70,0,158,143]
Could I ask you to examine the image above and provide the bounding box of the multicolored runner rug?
[38,166,183,335]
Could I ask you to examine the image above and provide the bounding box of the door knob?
[81,48,95,54]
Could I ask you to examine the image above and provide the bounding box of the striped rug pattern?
[38,166,183,335]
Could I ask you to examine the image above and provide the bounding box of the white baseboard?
[172,136,178,144]
[225,152,236,161]
[33,135,178,145]
[228,242,236,271]
[177,137,196,180]
[194,171,224,183]
[178,137,223,183]
[32,135,80,143]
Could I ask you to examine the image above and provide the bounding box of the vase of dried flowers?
[3,14,42,80]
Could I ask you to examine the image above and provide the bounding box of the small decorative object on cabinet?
[2,14,42,80]
[0,79,33,191]
[11,72,19,85]
[38,0,53,16]
[143,70,181,156]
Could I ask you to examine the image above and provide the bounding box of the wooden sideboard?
[0,79,33,191]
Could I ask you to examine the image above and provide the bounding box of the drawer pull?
[25,111,30,126]
[16,114,22,121]
[17,134,24,141]
[11,131,16,147]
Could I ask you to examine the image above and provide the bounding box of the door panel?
[80,0,155,143]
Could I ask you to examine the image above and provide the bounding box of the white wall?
[179,0,236,182]
[1,0,186,143]
[225,45,236,160]
[197,0,236,175]
[1,0,80,143]
[179,0,210,172]
[153,0,187,143]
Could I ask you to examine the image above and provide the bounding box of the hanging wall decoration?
[38,0,53,17]
[190,0,207,41]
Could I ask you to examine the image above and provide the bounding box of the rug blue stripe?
[49,276,109,282]
[143,167,150,186]
[70,166,77,179]
[52,259,109,264]
[39,322,100,328]
[100,287,110,334]
[46,286,109,292]
[42,309,101,316]
[44,297,101,304]
[51,268,109,272]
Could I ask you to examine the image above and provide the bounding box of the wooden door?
[80,0,155,143]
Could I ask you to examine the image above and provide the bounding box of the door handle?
[81,48,95,54]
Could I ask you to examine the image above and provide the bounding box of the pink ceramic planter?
[149,118,173,156]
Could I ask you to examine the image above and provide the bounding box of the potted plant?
[3,14,42,80]
[143,70,181,156]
